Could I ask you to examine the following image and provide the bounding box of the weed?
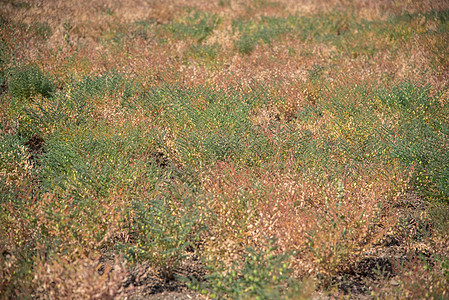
[120,181,206,280]
[184,43,221,62]
[1,1,449,298]
[167,9,220,43]
[38,123,163,200]
[11,2,31,9]
[378,82,449,201]
[202,238,300,299]
[7,65,55,100]
[145,85,270,166]
[233,16,295,54]
[0,39,12,87]
[374,257,449,299]
[34,255,127,299]
[62,19,73,47]
[130,19,155,40]
[30,22,52,40]
[0,133,32,187]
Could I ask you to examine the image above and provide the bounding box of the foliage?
[378,82,449,201]
[7,64,55,100]
[14,72,138,136]
[0,38,12,86]
[38,124,162,199]
[1,2,449,299]
[33,255,127,299]
[30,22,52,40]
[120,181,206,280]
[184,43,221,62]
[201,239,302,299]
[373,256,449,299]
[145,85,271,167]
[0,134,32,188]
[233,16,296,54]
[167,9,220,43]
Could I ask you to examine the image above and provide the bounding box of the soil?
[150,151,170,169]
[0,81,7,95]
[25,134,45,164]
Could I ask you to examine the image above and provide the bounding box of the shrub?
[8,65,55,99]
[145,85,270,167]
[201,238,307,299]
[184,43,221,62]
[167,9,220,43]
[0,134,32,187]
[30,22,52,40]
[38,123,163,199]
[233,16,295,54]
[120,181,206,280]
[378,82,449,201]
[33,254,127,299]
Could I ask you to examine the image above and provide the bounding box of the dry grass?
[1,0,448,298]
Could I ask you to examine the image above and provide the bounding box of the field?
[1,0,449,298]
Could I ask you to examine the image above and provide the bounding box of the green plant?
[429,202,449,237]
[0,38,11,87]
[145,85,270,167]
[62,19,73,46]
[184,43,221,62]
[38,124,162,199]
[121,182,206,280]
[0,134,35,297]
[202,238,299,299]
[439,256,449,282]
[2,1,449,298]
[8,65,55,100]
[376,256,449,299]
[130,19,155,40]
[73,72,136,99]
[167,9,220,43]
[11,1,31,9]
[0,190,36,298]
[233,16,295,54]
[31,22,52,40]
[18,72,139,135]
[378,82,449,201]
[33,255,127,299]
[101,26,128,46]
[0,133,32,188]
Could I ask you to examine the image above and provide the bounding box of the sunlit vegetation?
[1,0,448,298]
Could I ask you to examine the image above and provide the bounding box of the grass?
[1,0,449,298]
